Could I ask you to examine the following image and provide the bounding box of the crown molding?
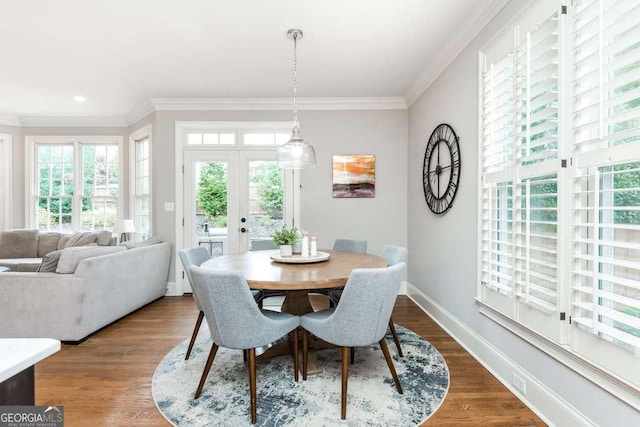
[7,97,409,129]
[404,0,510,107]
[19,116,128,128]
[125,100,156,126]
[146,97,407,112]
[0,113,21,127]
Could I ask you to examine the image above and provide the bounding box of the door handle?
[240,227,247,233]
[241,217,246,223]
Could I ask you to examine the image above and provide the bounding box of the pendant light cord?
[292,32,298,128]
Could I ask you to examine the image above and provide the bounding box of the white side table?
[0,338,60,405]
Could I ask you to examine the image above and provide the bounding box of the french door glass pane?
[248,160,284,250]
[195,161,229,239]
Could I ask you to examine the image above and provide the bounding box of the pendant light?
[278,29,317,169]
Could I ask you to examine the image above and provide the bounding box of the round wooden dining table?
[200,249,388,374]
[200,249,388,315]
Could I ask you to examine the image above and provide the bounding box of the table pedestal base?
[281,290,314,315]
[258,288,342,376]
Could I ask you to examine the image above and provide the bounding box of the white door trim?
[0,133,12,229]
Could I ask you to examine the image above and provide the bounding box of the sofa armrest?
[0,273,87,339]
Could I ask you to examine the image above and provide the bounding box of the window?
[130,126,152,242]
[570,0,640,385]
[479,0,640,398]
[27,136,122,231]
[187,132,235,145]
[243,132,290,146]
[181,122,292,149]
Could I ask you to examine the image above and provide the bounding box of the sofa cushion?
[17,262,41,272]
[95,230,113,246]
[120,237,163,249]
[38,249,64,272]
[0,258,43,272]
[37,231,61,257]
[56,245,126,274]
[0,229,38,258]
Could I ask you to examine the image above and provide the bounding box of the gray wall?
[407,1,638,425]
[147,109,408,282]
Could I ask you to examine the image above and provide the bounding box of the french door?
[182,150,290,291]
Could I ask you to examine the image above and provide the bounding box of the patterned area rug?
[152,325,449,426]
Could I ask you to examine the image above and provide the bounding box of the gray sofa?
[0,229,116,272]
[0,241,171,342]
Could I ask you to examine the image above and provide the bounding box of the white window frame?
[477,0,640,409]
[129,125,153,242]
[0,133,12,229]
[25,135,124,230]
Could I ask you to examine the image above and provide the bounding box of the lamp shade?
[114,219,135,234]
[277,126,316,169]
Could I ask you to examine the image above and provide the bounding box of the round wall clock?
[422,123,461,214]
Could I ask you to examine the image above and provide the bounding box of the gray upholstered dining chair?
[178,247,264,360]
[301,262,405,420]
[316,238,368,305]
[332,238,367,253]
[189,266,300,424]
[328,244,407,357]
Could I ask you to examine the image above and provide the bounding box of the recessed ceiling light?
[73,95,86,102]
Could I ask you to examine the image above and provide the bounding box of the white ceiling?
[0,0,506,124]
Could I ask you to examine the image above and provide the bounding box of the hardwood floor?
[35,296,545,426]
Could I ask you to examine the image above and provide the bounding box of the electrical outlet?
[512,372,526,395]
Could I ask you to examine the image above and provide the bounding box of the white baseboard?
[406,283,594,427]
[165,281,178,296]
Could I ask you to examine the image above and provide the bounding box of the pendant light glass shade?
[278,28,316,170]
[278,126,316,169]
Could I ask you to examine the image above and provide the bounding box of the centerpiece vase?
[279,244,293,257]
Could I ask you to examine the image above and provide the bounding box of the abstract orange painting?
[332,155,375,198]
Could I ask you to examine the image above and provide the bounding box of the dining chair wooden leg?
[185,311,204,360]
[388,317,403,357]
[195,342,219,399]
[248,348,257,424]
[379,339,403,394]
[302,329,308,381]
[341,346,350,420]
[292,328,299,382]
[350,347,355,364]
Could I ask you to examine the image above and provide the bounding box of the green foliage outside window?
[198,163,228,227]
[251,162,284,218]
[613,162,640,225]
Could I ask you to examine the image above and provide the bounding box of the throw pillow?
[57,234,72,250]
[64,231,98,248]
[38,249,64,272]
[56,245,126,274]
[0,229,38,258]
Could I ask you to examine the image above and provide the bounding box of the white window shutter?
[571,0,640,387]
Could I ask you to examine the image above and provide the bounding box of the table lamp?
[114,219,135,243]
